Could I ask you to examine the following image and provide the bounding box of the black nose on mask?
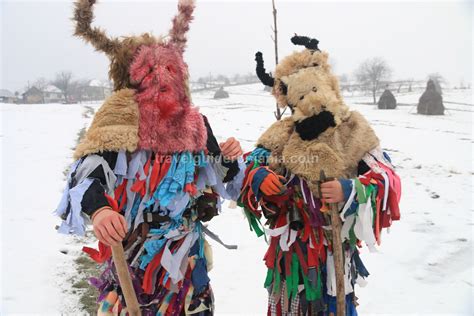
[295,110,336,140]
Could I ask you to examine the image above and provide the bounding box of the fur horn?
[291,34,320,51]
[73,0,120,56]
[169,0,196,53]
[255,52,275,87]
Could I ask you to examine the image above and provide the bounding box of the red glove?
[260,172,285,196]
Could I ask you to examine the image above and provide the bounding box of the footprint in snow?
[430,192,440,199]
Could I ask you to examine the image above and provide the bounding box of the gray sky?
[1,0,472,92]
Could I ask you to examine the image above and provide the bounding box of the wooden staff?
[320,170,345,316]
[111,244,141,316]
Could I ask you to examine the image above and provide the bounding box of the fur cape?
[257,111,379,184]
[74,89,207,159]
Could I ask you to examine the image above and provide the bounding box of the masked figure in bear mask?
[238,35,402,315]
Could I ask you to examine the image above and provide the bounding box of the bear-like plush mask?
[280,67,349,141]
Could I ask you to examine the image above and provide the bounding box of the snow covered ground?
[1,84,472,315]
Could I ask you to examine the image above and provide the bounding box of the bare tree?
[339,74,349,92]
[407,78,414,92]
[70,79,90,103]
[216,74,230,85]
[355,57,392,104]
[32,77,49,103]
[33,77,48,91]
[52,71,73,103]
[232,73,241,84]
[197,77,208,89]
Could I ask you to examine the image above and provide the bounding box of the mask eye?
[166,65,174,72]
[299,95,304,101]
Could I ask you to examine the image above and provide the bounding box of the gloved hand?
[250,167,286,197]
[91,207,128,246]
[261,172,285,196]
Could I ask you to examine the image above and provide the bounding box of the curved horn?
[291,34,320,51]
[169,0,196,53]
[73,0,119,56]
[255,52,275,87]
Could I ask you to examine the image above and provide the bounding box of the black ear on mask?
[295,111,336,141]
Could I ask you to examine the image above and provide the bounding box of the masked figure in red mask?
[55,1,244,314]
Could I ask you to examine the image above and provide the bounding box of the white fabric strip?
[340,179,356,221]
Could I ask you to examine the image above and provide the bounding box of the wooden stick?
[111,244,141,316]
[329,202,346,316]
[320,170,345,316]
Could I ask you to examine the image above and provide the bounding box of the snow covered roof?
[89,79,103,87]
[0,89,14,98]
[43,85,62,93]
[89,79,112,88]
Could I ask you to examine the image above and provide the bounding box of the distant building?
[43,85,64,103]
[83,79,112,101]
[21,85,64,104]
[0,89,17,103]
[22,87,44,104]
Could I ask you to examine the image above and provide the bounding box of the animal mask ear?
[255,52,275,87]
[291,34,320,51]
[169,0,196,54]
[73,0,120,56]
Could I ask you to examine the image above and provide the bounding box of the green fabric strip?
[354,179,367,204]
[289,253,300,299]
[264,268,274,288]
[274,268,281,294]
[244,209,265,237]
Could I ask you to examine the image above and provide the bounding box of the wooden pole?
[271,0,282,121]
[320,171,345,316]
[111,244,141,316]
[329,202,346,316]
[272,0,279,66]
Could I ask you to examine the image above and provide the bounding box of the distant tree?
[52,71,73,103]
[70,79,90,103]
[197,77,207,89]
[407,78,414,92]
[216,74,231,86]
[396,82,403,93]
[33,77,48,91]
[31,77,49,103]
[339,74,349,83]
[339,74,349,91]
[232,74,241,84]
[355,57,392,104]
[427,73,445,95]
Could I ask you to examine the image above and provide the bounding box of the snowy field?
[1,84,472,315]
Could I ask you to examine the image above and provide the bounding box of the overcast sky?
[1,0,472,91]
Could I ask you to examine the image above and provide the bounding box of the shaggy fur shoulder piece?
[74,89,139,159]
[256,117,294,154]
[281,110,379,184]
[256,117,294,171]
[338,111,380,176]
